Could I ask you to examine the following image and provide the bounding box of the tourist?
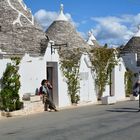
[133,79,140,111]
[40,79,58,112]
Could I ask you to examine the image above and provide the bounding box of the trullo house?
[0,0,127,108]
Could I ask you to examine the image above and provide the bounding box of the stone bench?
[101,96,116,105]
[22,94,41,102]
[30,95,41,102]
[0,96,44,117]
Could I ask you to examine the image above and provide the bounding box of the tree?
[0,57,22,111]
[60,59,80,104]
[59,48,81,104]
[90,45,118,99]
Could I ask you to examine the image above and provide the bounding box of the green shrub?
[90,45,118,99]
[0,57,23,111]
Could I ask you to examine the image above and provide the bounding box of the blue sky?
[24,0,140,46]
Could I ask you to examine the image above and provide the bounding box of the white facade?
[79,54,97,103]
[44,42,71,107]
[101,57,126,104]
[0,54,46,99]
[111,58,126,101]
[19,54,46,98]
[0,45,127,107]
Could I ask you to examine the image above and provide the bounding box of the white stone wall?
[57,66,71,107]
[103,85,110,97]
[102,57,126,101]
[112,58,126,101]
[0,55,46,99]
[44,43,59,62]
[79,54,97,103]
[45,44,71,107]
[0,47,128,108]
[19,54,46,98]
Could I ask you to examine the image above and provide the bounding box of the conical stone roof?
[119,26,140,66]
[120,26,140,60]
[45,4,89,48]
[0,0,47,57]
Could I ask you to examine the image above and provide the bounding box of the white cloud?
[34,9,140,46]
[34,9,79,31]
[34,9,57,30]
[91,13,140,46]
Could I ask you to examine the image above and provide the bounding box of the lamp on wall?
[50,42,67,55]
[45,35,68,54]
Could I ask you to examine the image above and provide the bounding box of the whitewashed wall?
[0,43,71,107]
[111,58,126,101]
[102,57,126,101]
[45,43,71,107]
[57,66,71,107]
[44,42,59,62]
[79,54,97,103]
[19,54,46,98]
[0,45,128,107]
[0,55,46,99]
[103,85,110,97]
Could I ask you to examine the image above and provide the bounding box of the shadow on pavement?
[106,107,140,113]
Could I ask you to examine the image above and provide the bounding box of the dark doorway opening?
[47,67,53,100]
[47,62,58,106]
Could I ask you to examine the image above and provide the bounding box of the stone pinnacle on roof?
[87,30,96,46]
[134,25,140,37]
[45,4,90,48]
[55,4,68,21]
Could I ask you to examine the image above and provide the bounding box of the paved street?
[0,100,140,140]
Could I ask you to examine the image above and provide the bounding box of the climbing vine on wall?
[90,45,118,99]
[124,69,133,97]
[59,48,81,104]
